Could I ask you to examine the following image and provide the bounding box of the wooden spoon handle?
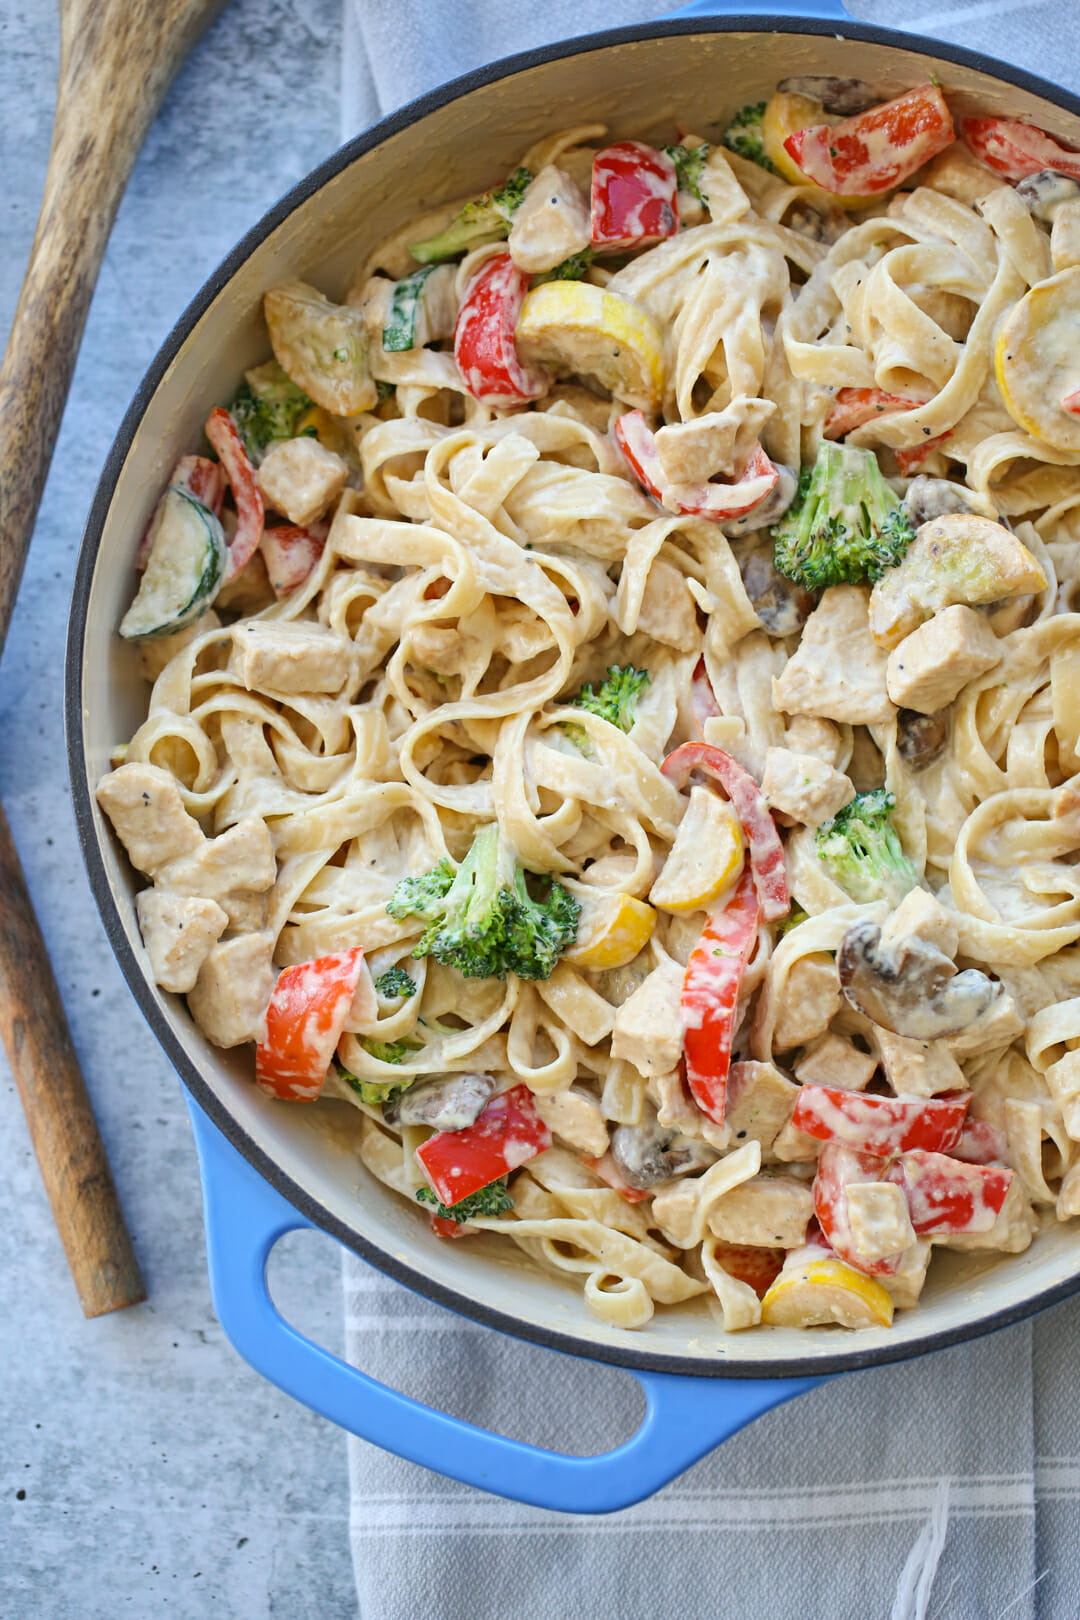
[0,0,223,1312]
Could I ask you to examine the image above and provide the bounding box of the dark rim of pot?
[67,13,1080,1382]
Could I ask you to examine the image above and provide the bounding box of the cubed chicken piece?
[880,887,959,960]
[187,931,277,1049]
[651,1067,731,1151]
[256,436,350,528]
[1052,200,1080,272]
[874,1027,967,1097]
[936,1176,1034,1254]
[880,1239,932,1309]
[157,817,276,901]
[533,1086,609,1158]
[769,1118,821,1162]
[654,396,774,485]
[536,963,615,1046]
[795,1033,877,1091]
[783,715,845,768]
[135,889,228,993]
[844,1181,916,1265]
[96,762,204,876]
[885,604,1001,714]
[946,993,1025,1059]
[773,586,895,725]
[708,1174,814,1248]
[725,1061,798,1149]
[869,514,1046,649]
[611,960,686,1078]
[772,953,842,1052]
[232,620,355,696]
[635,559,700,652]
[508,165,591,273]
[761,746,855,829]
[218,891,269,933]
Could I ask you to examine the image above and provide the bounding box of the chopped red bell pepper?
[792,1085,969,1157]
[429,1213,474,1239]
[681,870,760,1126]
[255,946,366,1102]
[614,411,780,522]
[813,1142,906,1277]
[691,656,721,737]
[583,1152,653,1202]
[591,141,678,250]
[960,115,1080,182]
[784,83,955,197]
[711,1243,785,1298]
[661,742,789,921]
[415,1083,551,1207]
[453,251,549,407]
[824,388,925,440]
[894,432,951,476]
[884,1149,1015,1236]
[260,524,326,596]
[205,406,265,578]
[950,1116,1008,1166]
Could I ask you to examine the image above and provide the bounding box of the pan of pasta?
[65,0,1080,1509]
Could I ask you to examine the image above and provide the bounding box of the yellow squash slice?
[516,282,665,412]
[564,892,657,970]
[761,1255,894,1329]
[994,266,1080,450]
[648,786,744,913]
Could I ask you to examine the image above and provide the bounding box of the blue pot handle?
[189,1099,821,1512]
[672,0,850,19]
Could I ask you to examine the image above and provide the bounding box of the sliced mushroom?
[721,462,798,538]
[837,916,1005,1039]
[1015,169,1080,223]
[783,199,848,245]
[776,76,879,116]
[610,1118,714,1190]
[383,1071,497,1132]
[901,475,976,527]
[736,533,813,635]
[896,707,950,771]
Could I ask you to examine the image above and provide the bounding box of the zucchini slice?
[382,264,457,352]
[119,486,227,641]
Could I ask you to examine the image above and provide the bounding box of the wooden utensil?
[0,0,225,1315]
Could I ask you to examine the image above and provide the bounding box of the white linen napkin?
[339,5,1080,1615]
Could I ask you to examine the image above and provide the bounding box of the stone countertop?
[0,1,358,1612]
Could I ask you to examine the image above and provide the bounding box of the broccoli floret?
[410,166,533,264]
[374,965,417,1000]
[816,789,919,907]
[771,442,915,590]
[334,1058,417,1107]
[416,1181,514,1222]
[569,665,651,732]
[777,904,810,936]
[721,103,776,173]
[386,824,580,981]
[227,360,314,464]
[664,142,710,202]
[360,1035,423,1066]
[535,248,593,285]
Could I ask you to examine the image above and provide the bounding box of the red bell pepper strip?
[813,1143,905,1277]
[784,84,955,197]
[824,388,925,440]
[681,870,760,1126]
[429,1213,473,1239]
[255,946,366,1102]
[583,1152,653,1202]
[205,406,265,579]
[894,432,951,476]
[691,656,720,737]
[1063,387,1080,417]
[614,411,780,522]
[792,1084,969,1157]
[415,1083,551,1207]
[453,251,550,407]
[950,1116,1009,1166]
[884,1149,1015,1236]
[591,141,678,250]
[711,1243,785,1298]
[661,742,790,921]
[260,524,326,596]
[960,115,1080,182]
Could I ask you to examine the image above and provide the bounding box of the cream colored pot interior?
[76,23,1080,1371]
